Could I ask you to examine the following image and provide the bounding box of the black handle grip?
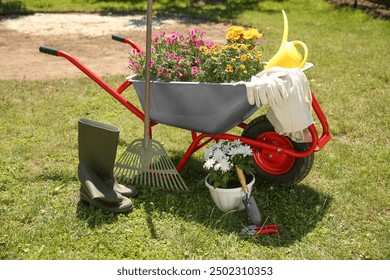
[112,34,126,43]
[39,46,59,56]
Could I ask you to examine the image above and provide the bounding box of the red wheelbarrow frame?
[39,35,331,175]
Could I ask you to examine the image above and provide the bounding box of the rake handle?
[144,0,153,144]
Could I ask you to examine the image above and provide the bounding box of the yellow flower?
[243,28,263,40]
[226,26,245,41]
[226,65,234,72]
[240,54,248,61]
[240,64,246,70]
[241,44,249,51]
[228,26,245,33]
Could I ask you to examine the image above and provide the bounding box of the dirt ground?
[0,13,230,80]
[0,1,387,81]
[327,0,390,19]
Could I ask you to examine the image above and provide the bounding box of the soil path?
[1,3,386,80]
[0,13,229,80]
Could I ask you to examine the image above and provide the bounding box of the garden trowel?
[236,166,262,226]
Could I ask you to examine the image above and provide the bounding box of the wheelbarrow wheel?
[242,115,314,186]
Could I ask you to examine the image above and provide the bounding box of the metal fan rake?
[114,0,188,192]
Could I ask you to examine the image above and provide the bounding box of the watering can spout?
[282,10,289,43]
[265,10,308,69]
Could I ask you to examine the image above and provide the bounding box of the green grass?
[0,0,259,18]
[1,0,389,260]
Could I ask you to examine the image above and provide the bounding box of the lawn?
[0,0,389,260]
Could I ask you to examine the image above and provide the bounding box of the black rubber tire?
[242,115,314,186]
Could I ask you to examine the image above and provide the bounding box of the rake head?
[114,138,189,191]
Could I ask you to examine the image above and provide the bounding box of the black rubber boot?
[78,118,137,213]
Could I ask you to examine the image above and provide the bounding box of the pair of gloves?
[237,67,313,142]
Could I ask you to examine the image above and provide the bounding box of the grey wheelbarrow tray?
[39,35,331,184]
[129,74,258,135]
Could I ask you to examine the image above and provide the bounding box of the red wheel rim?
[253,132,295,175]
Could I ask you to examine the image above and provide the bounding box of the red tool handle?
[255,224,279,235]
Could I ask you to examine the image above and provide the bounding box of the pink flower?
[189,29,198,39]
[170,32,178,41]
[196,39,205,47]
[191,66,198,75]
[165,52,176,59]
[206,41,215,48]
[158,68,164,75]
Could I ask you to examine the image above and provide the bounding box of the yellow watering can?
[265,10,308,69]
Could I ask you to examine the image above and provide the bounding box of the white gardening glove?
[257,68,290,105]
[248,76,269,107]
[266,68,313,134]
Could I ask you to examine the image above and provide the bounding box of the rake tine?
[114,139,188,191]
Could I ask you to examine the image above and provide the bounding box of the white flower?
[232,139,243,146]
[204,146,214,159]
[213,140,224,149]
[203,158,215,170]
[218,158,231,172]
[213,148,225,162]
[228,146,242,156]
[242,144,253,156]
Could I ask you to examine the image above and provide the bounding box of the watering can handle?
[291,40,308,69]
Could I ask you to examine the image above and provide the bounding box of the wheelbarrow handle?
[39,46,59,56]
[112,34,142,52]
[111,34,126,43]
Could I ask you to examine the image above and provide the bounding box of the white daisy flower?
[232,139,243,146]
[228,146,242,156]
[213,148,225,162]
[203,158,215,170]
[242,145,253,156]
[218,159,231,172]
[204,146,214,159]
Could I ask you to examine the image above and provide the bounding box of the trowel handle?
[236,166,249,193]
[291,40,308,68]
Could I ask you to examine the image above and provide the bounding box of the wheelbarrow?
[39,34,331,187]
